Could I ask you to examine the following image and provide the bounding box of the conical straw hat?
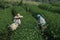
[17,13,21,17]
[14,13,21,18]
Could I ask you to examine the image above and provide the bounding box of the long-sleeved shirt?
[37,15,46,26]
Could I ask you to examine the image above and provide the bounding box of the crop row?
[52,2,60,7]
[38,4,60,13]
[28,5,60,38]
[10,6,43,40]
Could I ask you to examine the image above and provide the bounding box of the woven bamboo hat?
[14,13,21,18]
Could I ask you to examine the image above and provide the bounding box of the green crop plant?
[52,2,60,7]
[10,6,43,40]
[0,8,12,40]
[28,5,60,38]
[38,4,60,13]
[0,6,43,40]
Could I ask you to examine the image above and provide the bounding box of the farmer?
[37,14,47,34]
[13,13,23,25]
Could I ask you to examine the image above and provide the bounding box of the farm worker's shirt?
[13,16,21,25]
[14,19,21,25]
[37,15,46,26]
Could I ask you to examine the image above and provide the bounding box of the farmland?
[38,4,60,13]
[0,6,43,40]
[0,1,60,40]
[26,4,60,39]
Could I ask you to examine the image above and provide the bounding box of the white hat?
[17,13,21,17]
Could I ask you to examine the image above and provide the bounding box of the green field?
[26,4,60,39]
[0,8,12,40]
[0,6,43,40]
[10,6,43,40]
[0,1,60,40]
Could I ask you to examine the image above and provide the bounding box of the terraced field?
[38,4,60,13]
[0,1,60,40]
[52,2,60,7]
[10,6,43,40]
[0,8,12,40]
[26,5,60,39]
[0,6,43,40]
